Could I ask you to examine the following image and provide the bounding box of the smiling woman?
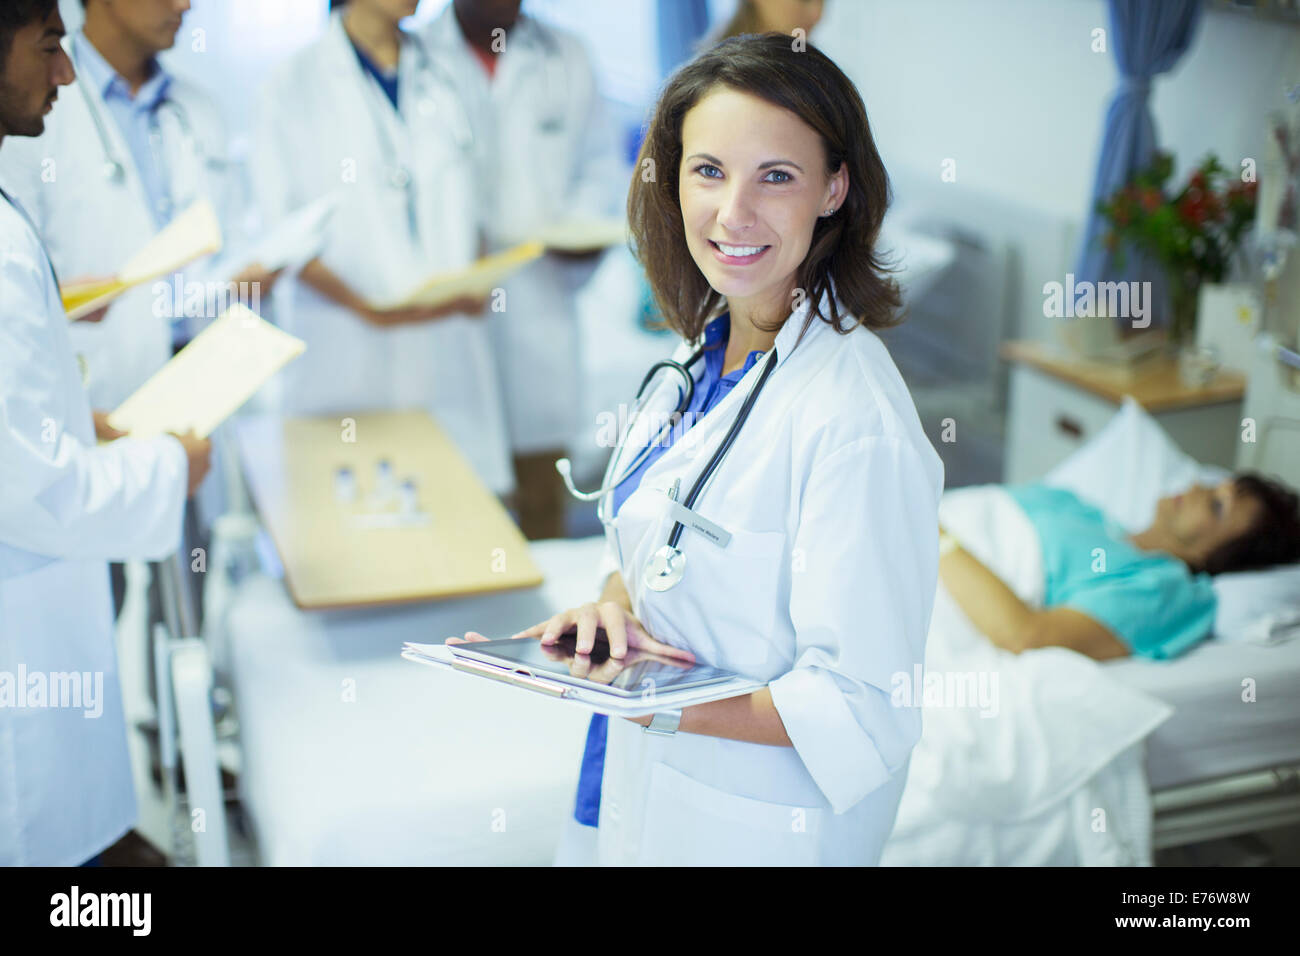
[454,30,942,867]
[628,32,900,346]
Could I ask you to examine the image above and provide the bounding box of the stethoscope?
[68,38,201,223]
[557,341,779,592]
[353,28,475,238]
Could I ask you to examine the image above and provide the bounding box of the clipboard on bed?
[402,633,765,718]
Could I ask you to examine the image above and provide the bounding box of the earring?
[823,208,835,217]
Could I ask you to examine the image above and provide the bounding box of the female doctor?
[251,0,513,495]
[452,34,943,866]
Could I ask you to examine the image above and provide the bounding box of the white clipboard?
[401,642,766,719]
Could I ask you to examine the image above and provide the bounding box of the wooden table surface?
[236,410,543,610]
[1000,340,1246,413]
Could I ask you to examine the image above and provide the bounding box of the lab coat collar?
[773,285,839,368]
[72,31,170,109]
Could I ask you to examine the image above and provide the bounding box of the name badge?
[667,499,731,549]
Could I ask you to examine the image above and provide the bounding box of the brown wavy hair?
[627,32,901,344]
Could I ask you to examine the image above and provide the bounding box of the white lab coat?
[251,11,513,494]
[421,7,625,453]
[0,36,239,412]
[0,193,188,866]
[594,296,944,865]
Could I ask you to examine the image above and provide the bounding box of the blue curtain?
[657,0,711,77]
[1074,0,1204,289]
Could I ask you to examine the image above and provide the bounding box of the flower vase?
[1167,274,1201,348]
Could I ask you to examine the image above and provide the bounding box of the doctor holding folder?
[252,0,513,496]
[0,0,209,865]
[451,35,943,866]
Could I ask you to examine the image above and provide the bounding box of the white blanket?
[881,487,1174,866]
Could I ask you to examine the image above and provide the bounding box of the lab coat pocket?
[680,526,787,671]
[637,762,824,866]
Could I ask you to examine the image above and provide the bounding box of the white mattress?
[1103,637,1300,791]
[226,537,609,866]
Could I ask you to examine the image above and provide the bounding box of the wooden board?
[1000,340,1246,413]
[236,410,543,610]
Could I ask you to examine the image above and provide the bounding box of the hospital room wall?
[814,0,1300,344]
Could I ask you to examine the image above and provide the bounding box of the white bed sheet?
[1103,637,1300,792]
[226,537,609,866]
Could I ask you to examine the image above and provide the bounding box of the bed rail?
[1152,763,1300,850]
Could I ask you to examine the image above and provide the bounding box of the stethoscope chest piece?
[643,545,686,592]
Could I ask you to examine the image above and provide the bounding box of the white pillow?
[1043,397,1227,533]
[1042,397,1300,643]
[1212,568,1300,644]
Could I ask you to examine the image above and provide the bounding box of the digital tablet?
[447,631,735,699]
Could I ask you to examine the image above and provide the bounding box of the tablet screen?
[448,632,735,698]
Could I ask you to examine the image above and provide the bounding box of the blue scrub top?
[350,37,400,110]
[573,314,766,827]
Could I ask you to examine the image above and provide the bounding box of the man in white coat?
[0,0,267,620]
[0,0,210,866]
[422,0,625,538]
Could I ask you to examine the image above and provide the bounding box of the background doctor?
[0,0,209,866]
[453,34,943,866]
[422,0,625,537]
[0,0,268,421]
[252,0,513,496]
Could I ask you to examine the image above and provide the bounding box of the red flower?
[1178,194,1208,226]
[1189,170,1208,191]
[1140,187,1163,213]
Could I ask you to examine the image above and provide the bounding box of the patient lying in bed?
[941,474,1300,661]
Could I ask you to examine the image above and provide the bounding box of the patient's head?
[1145,474,1300,574]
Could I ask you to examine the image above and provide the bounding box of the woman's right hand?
[520,602,696,662]
[450,601,695,663]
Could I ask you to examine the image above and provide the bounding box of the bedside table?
[1001,340,1246,483]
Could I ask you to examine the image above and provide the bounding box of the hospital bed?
[1126,337,1300,852]
[1110,639,1300,850]
[885,349,1300,865]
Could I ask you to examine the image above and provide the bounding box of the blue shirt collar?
[702,313,766,380]
[74,32,170,110]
